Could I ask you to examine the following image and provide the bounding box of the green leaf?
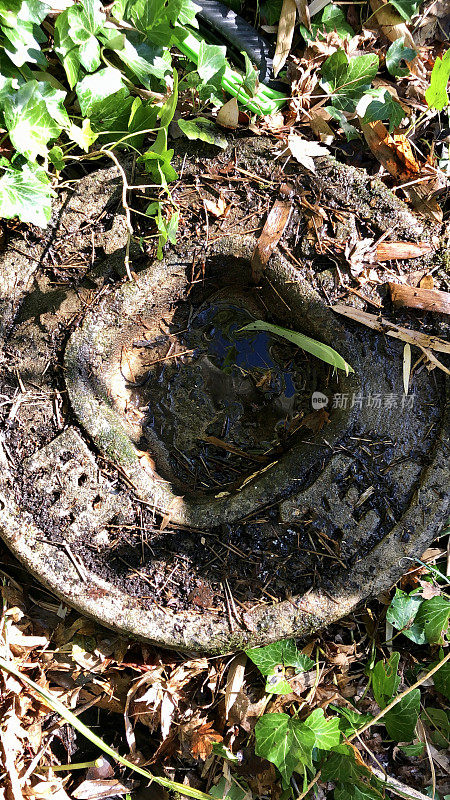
[327,106,361,140]
[209,775,248,800]
[422,708,450,748]
[301,3,354,41]
[246,639,314,695]
[426,50,450,111]
[242,51,259,97]
[372,652,401,709]
[357,87,405,132]
[330,705,374,736]
[67,0,105,71]
[400,743,425,756]
[386,588,424,640]
[334,781,382,800]
[177,118,228,148]
[384,688,420,741]
[321,745,371,783]
[254,713,315,786]
[68,118,98,151]
[2,0,48,68]
[239,320,354,374]
[386,38,416,77]
[101,28,170,85]
[432,654,450,700]
[414,595,450,644]
[389,0,421,21]
[303,708,341,749]
[76,67,133,133]
[4,81,67,160]
[197,40,227,84]
[246,640,314,677]
[320,51,379,112]
[54,10,81,89]
[48,145,64,171]
[0,160,54,227]
[126,97,159,148]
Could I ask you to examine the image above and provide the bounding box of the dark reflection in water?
[135,300,328,491]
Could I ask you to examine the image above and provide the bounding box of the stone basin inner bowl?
[1,235,448,653]
[65,237,357,528]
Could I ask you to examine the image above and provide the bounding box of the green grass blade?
[239,321,354,374]
[0,655,217,800]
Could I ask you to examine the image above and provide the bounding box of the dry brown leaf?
[216,97,239,129]
[309,108,334,143]
[418,580,441,599]
[225,653,247,719]
[203,196,227,218]
[0,709,23,800]
[190,721,223,760]
[273,0,297,77]
[419,274,434,289]
[360,121,443,221]
[72,780,131,800]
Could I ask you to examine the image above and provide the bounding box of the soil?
[0,134,448,641]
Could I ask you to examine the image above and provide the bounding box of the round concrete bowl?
[0,236,448,653]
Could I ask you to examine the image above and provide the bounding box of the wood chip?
[389,283,450,315]
[375,241,433,261]
[251,199,292,282]
[332,303,450,354]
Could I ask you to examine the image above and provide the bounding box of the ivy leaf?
[301,3,354,41]
[76,67,132,131]
[386,38,416,77]
[254,713,315,786]
[0,159,54,227]
[126,97,159,149]
[321,745,372,783]
[4,81,67,160]
[384,688,421,742]
[246,639,314,677]
[48,145,64,171]
[246,639,314,695]
[320,51,379,112]
[54,10,81,89]
[414,595,450,644]
[330,705,374,737]
[432,654,450,700]
[103,29,171,86]
[197,40,227,84]
[426,50,450,111]
[2,0,48,67]
[67,0,105,71]
[389,0,421,21]
[68,118,98,151]
[386,588,425,642]
[334,781,383,800]
[177,118,228,148]
[357,88,404,132]
[210,775,248,800]
[242,51,259,97]
[303,708,341,749]
[327,106,361,140]
[372,652,401,709]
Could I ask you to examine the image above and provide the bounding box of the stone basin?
[0,206,448,653]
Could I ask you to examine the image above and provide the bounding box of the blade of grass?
[0,655,217,800]
[239,320,354,374]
